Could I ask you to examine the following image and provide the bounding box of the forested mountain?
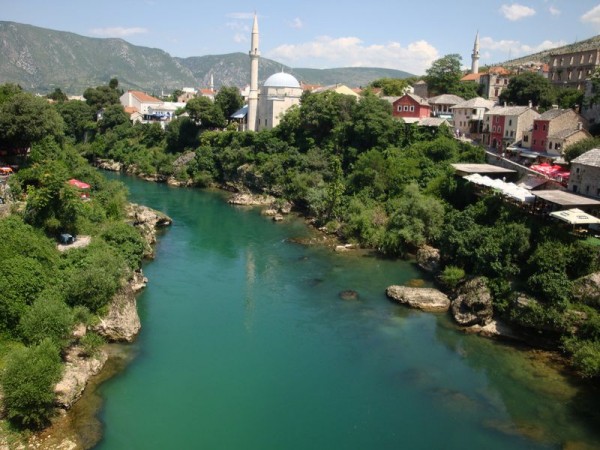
[0,21,413,95]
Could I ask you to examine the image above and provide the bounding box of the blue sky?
[3,0,600,75]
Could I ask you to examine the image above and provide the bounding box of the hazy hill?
[0,21,414,95]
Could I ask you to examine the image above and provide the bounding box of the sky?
[3,0,600,75]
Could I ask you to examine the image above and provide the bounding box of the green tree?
[18,295,74,347]
[369,78,410,96]
[98,104,130,133]
[0,82,23,104]
[563,137,600,162]
[0,92,65,149]
[47,88,68,103]
[555,87,584,110]
[83,85,121,111]
[185,97,226,129]
[56,100,96,142]
[1,339,63,428]
[499,72,555,109]
[215,86,244,119]
[425,54,463,96]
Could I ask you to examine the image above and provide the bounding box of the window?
[534,124,538,130]
[533,139,537,145]
[472,109,477,115]
[524,135,529,143]
[397,106,402,112]
[576,167,580,173]
[410,105,414,112]
[555,143,561,150]
[509,119,512,126]
[542,124,546,131]
[541,140,545,147]
[570,56,574,64]
[404,105,409,111]
[586,185,590,194]
[581,55,585,64]
[590,53,594,63]
[573,185,578,193]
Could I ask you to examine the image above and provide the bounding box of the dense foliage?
[0,84,147,428]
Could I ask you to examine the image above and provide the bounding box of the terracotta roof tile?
[129,90,161,103]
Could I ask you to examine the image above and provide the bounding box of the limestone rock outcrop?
[95,158,122,172]
[386,285,450,312]
[416,245,441,273]
[54,346,108,409]
[126,203,172,258]
[93,281,141,342]
[228,192,276,206]
[451,277,493,326]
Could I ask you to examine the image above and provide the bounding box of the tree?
[1,339,63,428]
[83,85,121,111]
[108,77,119,90]
[98,104,130,133]
[425,54,464,96]
[18,295,74,347]
[0,92,64,149]
[56,100,96,142]
[369,78,410,96]
[185,97,226,129]
[499,72,555,109]
[0,82,23,104]
[563,137,600,162]
[47,88,68,103]
[215,86,244,119]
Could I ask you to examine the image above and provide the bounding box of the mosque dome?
[263,72,301,88]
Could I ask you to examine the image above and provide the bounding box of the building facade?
[548,48,600,90]
[451,97,495,139]
[522,108,590,156]
[568,148,600,197]
[391,93,431,122]
[256,72,303,131]
[483,105,539,150]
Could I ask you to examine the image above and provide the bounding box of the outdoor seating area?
[463,174,535,203]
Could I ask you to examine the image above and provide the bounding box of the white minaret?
[247,14,260,131]
[210,74,214,92]
[471,31,480,74]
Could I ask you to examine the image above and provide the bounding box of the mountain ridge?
[0,21,413,95]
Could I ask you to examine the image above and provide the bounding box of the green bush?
[439,266,465,290]
[79,332,105,357]
[18,296,74,347]
[563,337,600,378]
[1,339,63,428]
[100,222,146,269]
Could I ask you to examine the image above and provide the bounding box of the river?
[87,173,600,449]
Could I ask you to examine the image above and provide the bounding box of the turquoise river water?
[91,173,600,449]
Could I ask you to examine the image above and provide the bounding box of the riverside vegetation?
[1,76,600,435]
[0,83,155,440]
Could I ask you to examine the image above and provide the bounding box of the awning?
[231,105,248,119]
[68,179,90,189]
[549,208,600,225]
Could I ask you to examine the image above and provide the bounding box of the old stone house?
[568,148,600,198]
[483,105,539,150]
[521,108,590,156]
[549,48,600,90]
[451,97,495,140]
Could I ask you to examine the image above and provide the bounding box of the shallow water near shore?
[86,172,600,450]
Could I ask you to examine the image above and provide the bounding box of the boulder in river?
[416,245,441,273]
[451,277,493,326]
[386,285,450,312]
[339,290,359,301]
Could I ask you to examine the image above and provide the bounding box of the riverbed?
[74,173,600,449]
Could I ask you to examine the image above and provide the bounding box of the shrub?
[1,339,63,428]
[79,332,105,357]
[563,337,600,378]
[439,265,465,290]
[18,296,74,348]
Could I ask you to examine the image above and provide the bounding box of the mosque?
[245,14,303,131]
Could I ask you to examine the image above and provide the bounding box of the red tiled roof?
[124,106,139,115]
[199,89,214,95]
[461,73,482,82]
[129,90,161,103]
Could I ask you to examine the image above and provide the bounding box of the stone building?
[521,108,590,156]
[548,48,600,90]
[482,105,539,150]
[451,97,495,140]
[256,72,303,131]
[568,148,600,197]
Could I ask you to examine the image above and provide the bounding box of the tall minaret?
[210,74,214,92]
[471,31,480,74]
[247,14,260,131]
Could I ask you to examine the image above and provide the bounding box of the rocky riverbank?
[0,203,172,450]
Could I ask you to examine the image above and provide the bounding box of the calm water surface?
[93,173,600,449]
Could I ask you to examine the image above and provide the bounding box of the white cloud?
[266,36,439,74]
[89,27,148,37]
[289,17,303,29]
[480,36,565,59]
[233,33,247,44]
[499,4,536,21]
[581,5,600,25]
[548,6,560,16]
[226,12,255,20]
